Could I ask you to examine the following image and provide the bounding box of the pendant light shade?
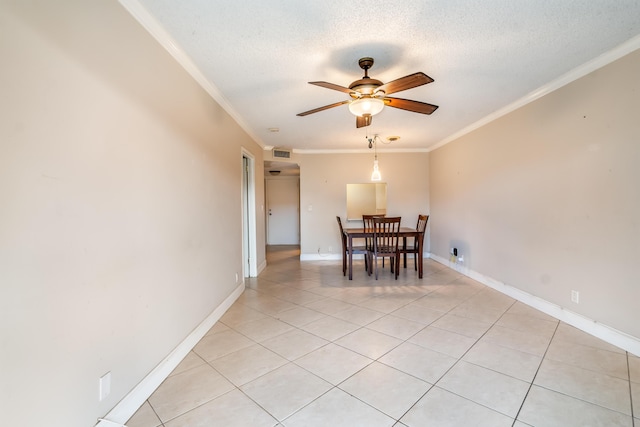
[371,159,382,181]
[349,97,384,117]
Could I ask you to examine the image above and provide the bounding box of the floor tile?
[339,362,431,419]
[365,314,426,340]
[379,342,456,384]
[390,302,444,325]
[630,381,639,417]
[553,322,626,354]
[629,354,640,383]
[220,303,268,327]
[303,297,355,315]
[300,315,360,341]
[534,358,631,414]
[462,340,542,382]
[274,306,327,327]
[192,329,255,361]
[148,363,235,422]
[518,385,632,427]
[241,363,332,421]
[332,305,386,326]
[334,327,403,359]
[495,312,558,339]
[163,389,278,427]
[209,344,287,386]
[544,338,629,379]
[260,329,329,361]
[232,316,294,342]
[430,313,493,339]
[481,324,551,357]
[400,387,513,427]
[169,351,205,377]
[295,343,373,385]
[436,361,530,418]
[409,326,477,358]
[283,387,395,427]
[126,401,162,427]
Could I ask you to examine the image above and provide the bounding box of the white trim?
[429,254,640,357]
[300,253,357,261]
[293,148,430,154]
[241,149,258,277]
[428,35,640,152]
[95,282,245,427]
[257,259,268,275]
[118,0,263,148]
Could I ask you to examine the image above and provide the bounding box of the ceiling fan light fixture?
[348,96,384,117]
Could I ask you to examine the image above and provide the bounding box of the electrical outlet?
[458,255,464,263]
[99,372,111,401]
[571,290,580,304]
[328,246,332,253]
[235,273,238,283]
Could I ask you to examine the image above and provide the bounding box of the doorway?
[242,151,258,277]
[265,174,300,245]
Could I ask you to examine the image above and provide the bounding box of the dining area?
[337,214,429,281]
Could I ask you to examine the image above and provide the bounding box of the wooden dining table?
[343,227,425,280]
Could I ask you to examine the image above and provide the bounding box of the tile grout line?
[510,319,560,426]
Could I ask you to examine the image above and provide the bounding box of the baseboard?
[95,281,245,426]
[256,259,267,276]
[429,254,640,356]
[300,253,347,261]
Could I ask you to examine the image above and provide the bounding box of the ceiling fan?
[297,57,438,128]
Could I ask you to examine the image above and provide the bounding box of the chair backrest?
[417,215,429,233]
[372,216,402,252]
[414,214,429,247]
[363,214,385,249]
[336,216,347,248]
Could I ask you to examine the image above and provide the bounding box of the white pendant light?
[349,96,385,117]
[371,158,381,181]
[369,134,382,181]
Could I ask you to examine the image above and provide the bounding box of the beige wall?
[0,1,264,426]
[430,49,640,340]
[299,152,430,257]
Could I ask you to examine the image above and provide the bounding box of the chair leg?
[374,255,379,279]
[395,252,400,279]
[342,251,346,276]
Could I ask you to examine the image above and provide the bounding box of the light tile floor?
[128,246,639,426]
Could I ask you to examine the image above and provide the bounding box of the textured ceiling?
[127,0,640,152]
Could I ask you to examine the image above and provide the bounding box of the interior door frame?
[241,149,258,277]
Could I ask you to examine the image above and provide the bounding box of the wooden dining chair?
[367,216,402,280]
[362,214,386,268]
[336,216,368,276]
[401,214,429,270]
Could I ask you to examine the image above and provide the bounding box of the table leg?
[402,236,408,268]
[348,235,354,280]
[418,233,424,278]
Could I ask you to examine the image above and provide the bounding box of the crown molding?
[118,0,264,148]
[429,35,640,152]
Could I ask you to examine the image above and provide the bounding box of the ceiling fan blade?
[377,72,434,95]
[383,97,439,114]
[297,100,350,116]
[309,81,354,94]
[356,114,372,128]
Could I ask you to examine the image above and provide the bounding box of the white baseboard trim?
[430,254,640,356]
[95,282,245,427]
[256,259,267,276]
[300,253,346,261]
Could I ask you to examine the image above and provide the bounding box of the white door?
[266,178,299,245]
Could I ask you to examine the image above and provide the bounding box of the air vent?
[272,148,291,159]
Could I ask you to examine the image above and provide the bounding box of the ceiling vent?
[272,148,291,159]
